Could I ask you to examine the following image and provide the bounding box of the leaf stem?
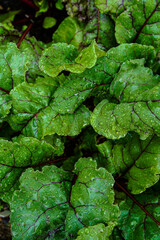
[96,10,100,43]
[17,22,33,48]
[20,0,38,10]
[115,181,160,226]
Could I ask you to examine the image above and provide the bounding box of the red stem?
[96,10,100,43]
[20,0,38,10]
[17,23,33,48]
[115,181,160,226]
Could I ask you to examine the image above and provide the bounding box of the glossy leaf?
[0,42,28,92]
[39,41,105,77]
[0,136,62,202]
[91,59,160,140]
[8,80,90,138]
[52,17,83,48]
[115,0,160,48]
[76,223,115,240]
[83,13,116,50]
[65,0,96,21]
[97,133,160,194]
[10,158,119,239]
[51,58,112,114]
[116,183,160,240]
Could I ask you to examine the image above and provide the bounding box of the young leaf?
[64,0,96,21]
[10,158,119,239]
[52,17,83,48]
[39,41,105,78]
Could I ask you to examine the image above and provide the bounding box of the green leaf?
[115,0,160,48]
[39,41,105,78]
[65,158,119,238]
[52,17,83,48]
[0,10,20,33]
[95,0,127,15]
[34,0,49,15]
[0,136,61,202]
[91,59,160,140]
[8,80,58,138]
[116,182,160,240]
[65,0,96,21]
[51,58,112,114]
[19,36,48,83]
[10,165,71,239]
[10,158,119,239]
[41,104,90,137]
[97,133,160,194]
[106,43,156,68]
[0,42,30,122]
[82,13,116,50]
[43,17,57,29]
[0,92,12,123]
[8,80,90,138]
[76,223,116,240]
[0,42,28,92]
[55,0,64,10]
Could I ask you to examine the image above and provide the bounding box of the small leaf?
[43,17,57,29]
[52,17,83,48]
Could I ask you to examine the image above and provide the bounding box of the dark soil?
[0,200,11,240]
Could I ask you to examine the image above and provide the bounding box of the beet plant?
[0,0,160,239]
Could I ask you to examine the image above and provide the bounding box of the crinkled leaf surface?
[115,183,160,240]
[8,79,90,138]
[10,158,119,239]
[91,59,160,140]
[83,13,116,50]
[39,41,105,78]
[76,223,115,240]
[52,58,112,114]
[115,0,160,48]
[19,37,48,83]
[52,17,83,48]
[65,0,96,21]
[0,42,28,122]
[97,133,160,194]
[0,42,28,91]
[95,0,128,16]
[96,0,160,48]
[0,136,62,202]
[106,43,156,68]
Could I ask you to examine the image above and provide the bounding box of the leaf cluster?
[0,0,160,239]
